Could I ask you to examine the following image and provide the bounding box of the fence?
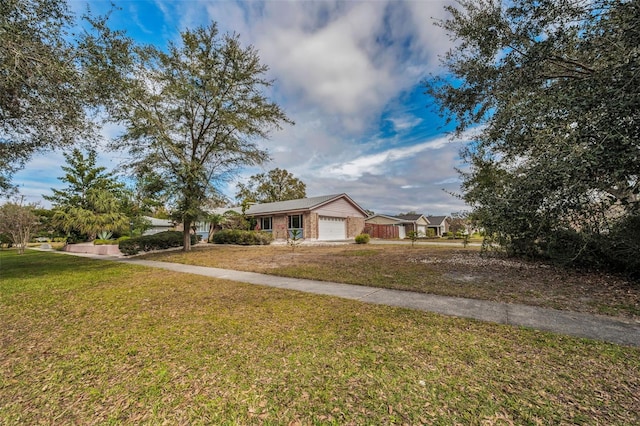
[363,223,399,239]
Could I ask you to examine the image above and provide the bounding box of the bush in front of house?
[118,231,197,255]
[212,230,273,245]
[355,233,370,244]
[94,239,119,245]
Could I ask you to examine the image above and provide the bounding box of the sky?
[11,0,474,216]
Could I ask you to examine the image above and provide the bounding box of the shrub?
[212,230,273,245]
[118,231,197,255]
[94,239,119,245]
[355,233,370,244]
[601,215,640,279]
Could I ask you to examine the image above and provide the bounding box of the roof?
[427,216,449,226]
[209,207,242,215]
[211,194,368,217]
[143,216,173,227]
[245,194,342,215]
[395,214,424,222]
[366,213,413,223]
[368,213,430,224]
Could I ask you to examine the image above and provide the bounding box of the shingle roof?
[395,214,423,221]
[366,214,427,224]
[246,194,349,215]
[427,215,448,225]
[143,216,173,227]
[209,207,242,215]
[206,194,367,217]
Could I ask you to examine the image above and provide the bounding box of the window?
[288,214,303,229]
[260,217,272,231]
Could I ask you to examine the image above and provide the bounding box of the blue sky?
[12,0,474,216]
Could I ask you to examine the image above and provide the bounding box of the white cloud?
[388,114,423,132]
[11,0,469,216]
[320,130,469,180]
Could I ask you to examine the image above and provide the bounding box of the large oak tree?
[0,0,129,194]
[426,0,639,273]
[236,168,306,204]
[111,24,291,251]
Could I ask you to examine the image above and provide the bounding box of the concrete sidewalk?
[36,248,640,347]
[115,257,640,348]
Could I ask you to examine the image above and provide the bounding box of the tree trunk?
[183,218,191,251]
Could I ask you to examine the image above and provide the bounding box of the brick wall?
[346,217,365,238]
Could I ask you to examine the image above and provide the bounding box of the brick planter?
[64,243,122,256]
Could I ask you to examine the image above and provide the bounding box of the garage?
[318,216,346,240]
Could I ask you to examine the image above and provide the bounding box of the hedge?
[212,230,273,245]
[119,231,197,255]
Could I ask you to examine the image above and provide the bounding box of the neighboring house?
[365,214,431,239]
[395,214,431,236]
[201,193,368,241]
[142,216,174,235]
[426,216,450,237]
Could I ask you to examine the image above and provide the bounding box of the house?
[365,214,431,239]
[202,193,368,241]
[426,216,450,237]
[395,214,431,236]
[142,216,174,235]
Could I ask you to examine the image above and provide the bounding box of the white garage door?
[418,225,427,236]
[318,216,346,240]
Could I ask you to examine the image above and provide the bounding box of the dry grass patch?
[1,250,639,424]
[142,244,640,319]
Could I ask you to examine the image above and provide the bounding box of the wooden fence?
[363,223,399,239]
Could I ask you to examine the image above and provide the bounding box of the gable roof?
[366,213,428,224]
[427,216,449,226]
[395,214,425,222]
[367,213,431,224]
[246,194,341,215]
[212,194,368,217]
[143,216,173,227]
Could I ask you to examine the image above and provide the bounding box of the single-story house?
[395,214,431,236]
[142,216,174,235]
[365,214,431,239]
[426,216,450,237]
[202,193,368,241]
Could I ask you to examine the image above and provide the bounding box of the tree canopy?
[0,0,129,194]
[426,0,639,275]
[236,168,306,204]
[110,23,292,251]
[45,148,129,240]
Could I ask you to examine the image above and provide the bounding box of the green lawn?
[1,250,639,424]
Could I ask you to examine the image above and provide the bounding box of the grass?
[140,244,640,320]
[1,249,639,424]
